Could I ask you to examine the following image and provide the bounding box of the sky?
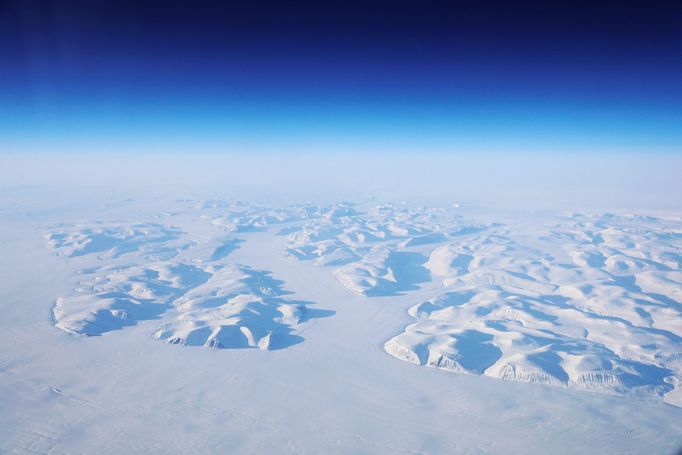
[1,0,681,155]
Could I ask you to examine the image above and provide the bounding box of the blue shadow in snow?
[366,251,431,297]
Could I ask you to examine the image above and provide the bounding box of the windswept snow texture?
[154,265,318,350]
[284,205,682,405]
[47,203,682,405]
[45,223,188,260]
[201,200,359,233]
[285,204,464,294]
[47,220,327,350]
[53,262,211,335]
[382,213,682,405]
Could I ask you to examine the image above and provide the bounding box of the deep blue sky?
[1,0,681,154]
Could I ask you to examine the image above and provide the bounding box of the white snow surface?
[1,189,682,454]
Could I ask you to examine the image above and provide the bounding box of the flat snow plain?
[1,190,682,454]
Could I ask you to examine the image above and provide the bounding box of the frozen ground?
[0,155,682,454]
[1,154,682,454]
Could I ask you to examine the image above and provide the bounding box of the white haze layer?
[1,152,681,454]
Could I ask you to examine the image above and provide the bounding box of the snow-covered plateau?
[2,185,682,454]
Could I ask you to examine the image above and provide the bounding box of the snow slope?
[1,191,681,454]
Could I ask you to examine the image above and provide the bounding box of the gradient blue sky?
[1,0,681,154]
